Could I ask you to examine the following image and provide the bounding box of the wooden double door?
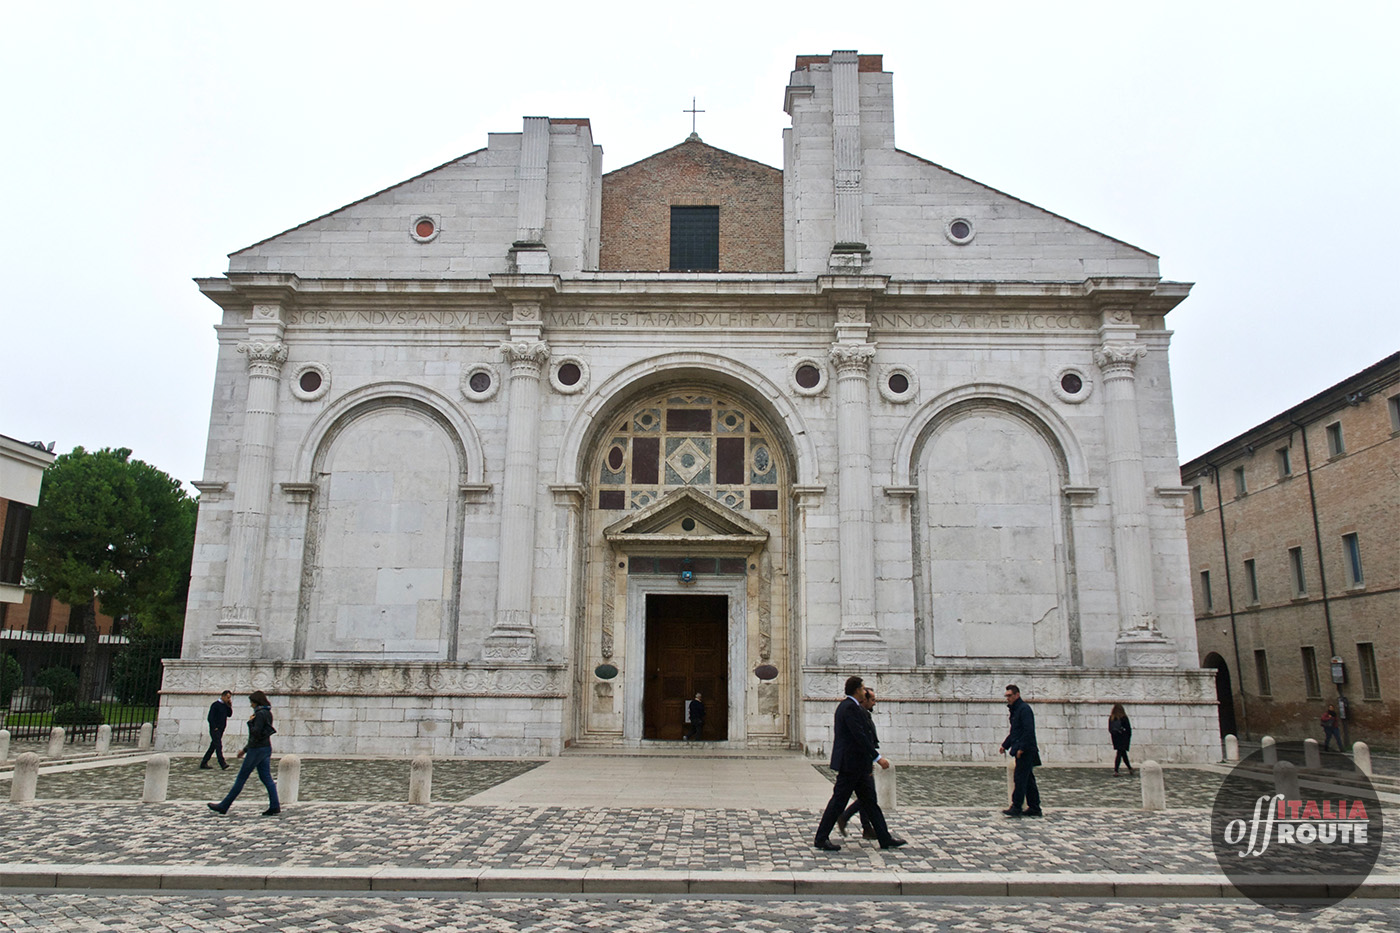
[642,594,728,741]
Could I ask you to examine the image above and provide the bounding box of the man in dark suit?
[813,676,906,851]
[200,690,233,770]
[837,686,880,839]
[999,683,1043,817]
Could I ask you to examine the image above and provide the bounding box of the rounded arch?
[291,381,485,484]
[555,352,820,487]
[1202,652,1238,738]
[891,382,1089,487]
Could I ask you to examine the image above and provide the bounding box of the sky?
[2,2,1396,487]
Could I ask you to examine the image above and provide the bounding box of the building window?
[1199,570,1213,613]
[1288,546,1307,597]
[0,501,33,585]
[592,391,783,512]
[669,206,719,271]
[1243,558,1259,605]
[1357,643,1381,699]
[1276,446,1292,478]
[27,591,52,632]
[1255,649,1272,697]
[1325,421,1345,457]
[1233,466,1247,497]
[1191,485,1204,513]
[1389,394,1400,433]
[1342,533,1364,586]
[1301,647,1322,699]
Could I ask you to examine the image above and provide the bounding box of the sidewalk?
[1,754,1396,899]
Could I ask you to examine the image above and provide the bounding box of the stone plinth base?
[157,660,567,757]
[802,666,1219,764]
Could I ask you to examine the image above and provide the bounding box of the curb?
[1,865,1396,898]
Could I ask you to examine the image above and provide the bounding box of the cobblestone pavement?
[817,765,1232,809]
[3,802,1397,874]
[0,893,1395,932]
[19,756,543,802]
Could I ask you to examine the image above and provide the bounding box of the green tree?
[24,447,196,702]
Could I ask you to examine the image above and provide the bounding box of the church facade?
[159,51,1219,763]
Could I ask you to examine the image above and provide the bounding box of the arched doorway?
[1203,652,1238,738]
[574,386,795,748]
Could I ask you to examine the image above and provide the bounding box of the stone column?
[205,303,287,658]
[485,303,550,663]
[509,116,551,274]
[828,50,868,273]
[1095,313,1173,667]
[829,339,887,665]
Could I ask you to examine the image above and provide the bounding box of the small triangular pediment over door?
[602,487,769,556]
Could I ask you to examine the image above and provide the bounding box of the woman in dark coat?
[207,690,280,815]
[1109,703,1133,776]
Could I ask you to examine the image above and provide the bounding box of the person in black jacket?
[813,676,906,851]
[685,693,705,741]
[199,690,234,770]
[1109,703,1134,775]
[999,684,1042,817]
[837,686,880,839]
[207,690,280,816]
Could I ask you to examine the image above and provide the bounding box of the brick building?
[1181,352,1399,750]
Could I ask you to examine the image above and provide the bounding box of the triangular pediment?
[603,487,769,554]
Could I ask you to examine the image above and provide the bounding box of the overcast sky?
[3,2,1396,487]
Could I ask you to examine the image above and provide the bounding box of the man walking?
[813,675,906,851]
[999,683,1042,817]
[837,686,880,839]
[200,690,233,770]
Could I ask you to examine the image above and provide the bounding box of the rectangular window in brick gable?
[669,206,719,271]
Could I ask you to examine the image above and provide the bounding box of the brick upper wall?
[599,139,783,272]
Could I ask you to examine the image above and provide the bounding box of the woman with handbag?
[207,690,281,815]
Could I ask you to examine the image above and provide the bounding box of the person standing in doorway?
[1108,703,1134,776]
[684,692,706,741]
[813,675,906,851]
[1320,705,1343,751]
[207,690,280,816]
[999,684,1042,817]
[200,690,234,770]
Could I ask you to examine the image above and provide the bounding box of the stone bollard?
[875,761,896,813]
[0,729,9,763]
[1140,760,1166,811]
[1274,761,1300,802]
[142,754,170,803]
[1353,741,1373,777]
[278,755,301,805]
[46,727,66,759]
[137,722,153,750]
[9,752,40,803]
[1224,734,1239,762]
[95,724,112,755]
[1303,737,1321,770]
[1260,735,1277,766]
[1005,755,1016,807]
[409,755,432,804]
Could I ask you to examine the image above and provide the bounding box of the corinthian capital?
[1094,342,1148,374]
[236,341,288,373]
[828,342,876,375]
[500,339,551,367]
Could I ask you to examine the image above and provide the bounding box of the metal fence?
[0,630,180,742]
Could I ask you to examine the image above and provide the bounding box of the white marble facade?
[161,51,1218,763]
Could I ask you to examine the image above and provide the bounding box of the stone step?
[1,863,1395,899]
